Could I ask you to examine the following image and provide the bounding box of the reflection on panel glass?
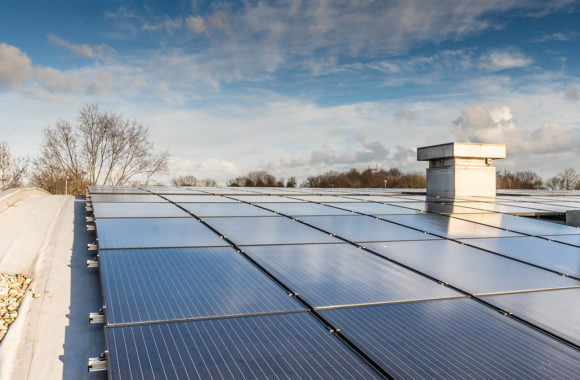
[180,202,275,217]
[365,240,579,295]
[299,215,438,242]
[454,213,580,236]
[260,202,352,216]
[327,202,420,215]
[90,193,165,203]
[244,244,462,308]
[380,214,521,238]
[204,217,341,245]
[92,202,188,218]
[482,288,580,346]
[96,218,227,249]
[459,237,580,277]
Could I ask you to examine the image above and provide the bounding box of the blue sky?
[1,0,579,183]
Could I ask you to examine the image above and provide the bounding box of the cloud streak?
[47,34,115,60]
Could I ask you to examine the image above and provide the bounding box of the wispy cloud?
[0,43,34,89]
[532,31,578,43]
[47,34,115,60]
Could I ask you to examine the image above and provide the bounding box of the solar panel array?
[87,186,580,379]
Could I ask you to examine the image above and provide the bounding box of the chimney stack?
[417,142,506,198]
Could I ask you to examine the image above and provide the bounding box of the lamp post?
[384,179,387,190]
[65,175,69,195]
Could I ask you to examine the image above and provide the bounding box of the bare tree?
[228,171,284,187]
[0,141,28,190]
[546,168,580,190]
[172,175,198,186]
[32,104,169,194]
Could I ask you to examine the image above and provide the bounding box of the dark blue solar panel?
[243,244,463,308]
[459,237,580,277]
[320,298,580,379]
[180,202,275,217]
[106,313,382,379]
[298,215,439,242]
[203,217,341,245]
[364,240,579,295]
[379,214,522,238]
[100,247,304,324]
[96,218,227,249]
[92,202,188,218]
[482,288,580,346]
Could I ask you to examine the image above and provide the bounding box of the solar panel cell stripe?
[320,299,580,379]
[106,313,382,379]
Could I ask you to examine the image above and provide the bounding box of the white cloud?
[396,109,415,122]
[479,50,533,71]
[565,84,578,101]
[0,43,34,89]
[47,34,114,60]
[186,15,206,34]
[35,66,80,92]
[533,32,577,42]
[453,105,579,154]
[165,156,238,183]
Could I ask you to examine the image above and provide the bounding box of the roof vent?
[417,142,506,198]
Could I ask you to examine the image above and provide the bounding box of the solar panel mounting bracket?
[86,216,94,222]
[87,242,98,251]
[86,224,96,231]
[88,351,108,372]
[86,258,99,268]
[89,308,105,324]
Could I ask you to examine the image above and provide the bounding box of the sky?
[1,0,579,184]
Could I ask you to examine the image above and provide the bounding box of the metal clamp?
[88,351,108,372]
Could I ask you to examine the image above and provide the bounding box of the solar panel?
[298,215,440,242]
[459,237,580,277]
[481,288,580,346]
[543,234,580,247]
[203,217,341,245]
[326,202,420,215]
[180,202,275,217]
[88,186,149,194]
[106,312,382,379]
[144,186,207,194]
[290,195,362,203]
[447,201,550,214]
[230,195,305,203]
[364,240,579,295]
[164,195,238,203]
[243,243,464,308]
[100,247,304,324]
[95,218,228,249]
[90,193,165,203]
[454,213,580,236]
[92,202,189,218]
[261,202,353,216]
[379,214,522,238]
[319,298,580,379]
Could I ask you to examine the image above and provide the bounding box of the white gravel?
[0,273,32,341]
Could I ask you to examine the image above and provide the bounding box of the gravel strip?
[0,273,31,341]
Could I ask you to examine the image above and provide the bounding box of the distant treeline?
[174,167,580,190]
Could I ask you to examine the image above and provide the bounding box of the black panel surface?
[96,218,227,249]
[320,298,580,379]
[460,237,580,277]
[243,244,463,308]
[482,288,580,346]
[107,312,381,379]
[364,240,579,295]
[204,217,341,245]
[100,247,304,324]
[298,215,439,242]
